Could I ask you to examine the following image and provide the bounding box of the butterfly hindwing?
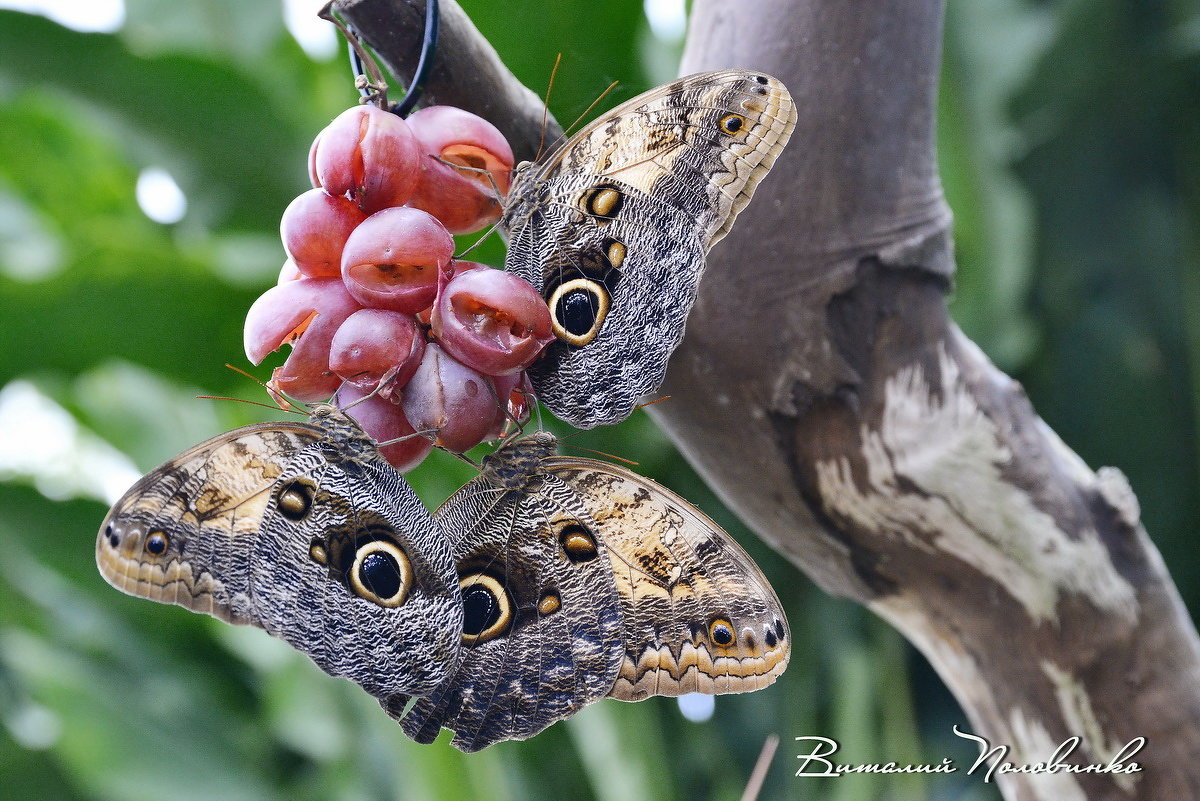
[504,70,797,428]
[542,459,790,700]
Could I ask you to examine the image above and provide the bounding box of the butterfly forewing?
[97,421,320,622]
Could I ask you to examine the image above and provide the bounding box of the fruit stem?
[319,1,391,109]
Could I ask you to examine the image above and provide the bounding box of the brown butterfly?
[503,70,796,428]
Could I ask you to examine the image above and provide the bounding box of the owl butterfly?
[503,70,796,428]
[97,408,789,751]
[385,431,790,752]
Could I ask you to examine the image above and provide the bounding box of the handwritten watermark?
[794,726,1145,783]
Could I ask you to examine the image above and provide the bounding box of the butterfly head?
[306,401,399,467]
[478,430,558,488]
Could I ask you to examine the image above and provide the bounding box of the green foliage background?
[0,1,1196,799]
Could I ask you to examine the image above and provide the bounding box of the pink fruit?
[329,309,426,394]
[405,105,514,234]
[488,370,533,440]
[401,343,499,453]
[244,277,361,402]
[280,189,367,278]
[340,206,454,314]
[311,105,422,213]
[431,266,554,375]
[337,383,434,472]
[417,260,486,325]
[277,259,302,285]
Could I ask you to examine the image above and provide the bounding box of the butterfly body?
[503,70,797,428]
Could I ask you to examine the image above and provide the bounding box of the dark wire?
[347,39,368,97]
[392,0,439,117]
[343,0,439,117]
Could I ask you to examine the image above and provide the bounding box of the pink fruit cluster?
[244,103,553,471]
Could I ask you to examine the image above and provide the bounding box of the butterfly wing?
[504,70,796,428]
[392,436,789,751]
[97,420,320,622]
[542,457,790,700]
[97,412,463,698]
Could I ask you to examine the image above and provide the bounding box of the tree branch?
[658,1,1200,799]
[335,1,1200,798]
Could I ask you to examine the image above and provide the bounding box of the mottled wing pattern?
[543,458,790,700]
[503,70,796,428]
[249,447,463,697]
[96,421,319,622]
[389,441,624,752]
[96,406,464,698]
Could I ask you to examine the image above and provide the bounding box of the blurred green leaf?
[941,0,1055,369]
[121,0,286,64]
[0,10,312,233]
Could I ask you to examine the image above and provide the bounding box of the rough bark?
[334,1,1200,798]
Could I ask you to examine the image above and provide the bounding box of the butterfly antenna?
[633,395,671,413]
[447,449,482,468]
[739,734,779,801]
[375,428,438,448]
[225,362,266,385]
[540,77,624,166]
[563,444,639,466]
[453,228,502,262]
[539,79,621,159]
[222,363,305,412]
[332,378,395,413]
[565,80,620,138]
[556,428,638,465]
[536,53,562,161]
[195,395,306,415]
[530,388,545,431]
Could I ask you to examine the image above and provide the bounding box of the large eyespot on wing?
[95,422,323,624]
[458,572,515,644]
[542,457,790,699]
